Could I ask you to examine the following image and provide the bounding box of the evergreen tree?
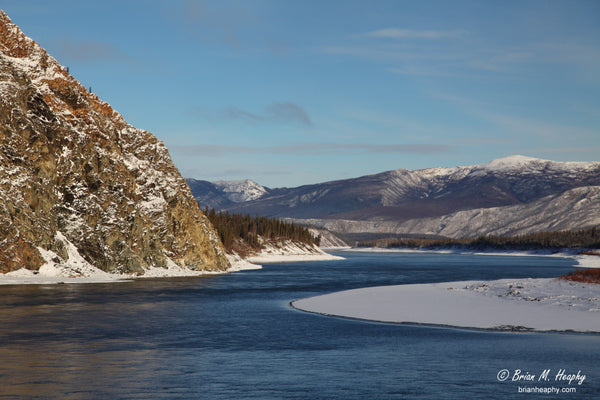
[358,227,600,251]
[204,208,320,253]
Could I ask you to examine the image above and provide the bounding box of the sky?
[2,0,599,188]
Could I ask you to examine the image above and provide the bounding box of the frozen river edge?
[291,277,600,333]
[0,250,344,286]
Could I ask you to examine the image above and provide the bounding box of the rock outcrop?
[0,10,229,274]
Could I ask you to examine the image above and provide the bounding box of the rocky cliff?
[0,10,229,274]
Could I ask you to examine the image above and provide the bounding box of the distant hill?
[187,179,269,209]
[188,156,600,239]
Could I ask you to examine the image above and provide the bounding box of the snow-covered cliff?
[0,10,229,274]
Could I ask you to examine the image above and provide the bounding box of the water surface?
[0,252,598,399]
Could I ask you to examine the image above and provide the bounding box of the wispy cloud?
[435,92,598,141]
[320,44,465,78]
[199,102,314,127]
[179,0,245,48]
[164,0,292,55]
[362,28,466,40]
[469,50,534,73]
[323,23,600,82]
[52,38,134,64]
[450,137,512,145]
[320,28,468,78]
[388,66,454,77]
[479,111,598,140]
[264,102,313,127]
[527,146,600,157]
[172,143,452,157]
[223,106,264,123]
[182,166,293,181]
[281,143,452,155]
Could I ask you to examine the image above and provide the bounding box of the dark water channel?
[0,251,598,399]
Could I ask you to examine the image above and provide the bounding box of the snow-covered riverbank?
[292,277,600,333]
[247,241,345,264]
[0,259,233,285]
[0,243,342,285]
[2,246,596,286]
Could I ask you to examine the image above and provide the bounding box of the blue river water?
[0,251,598,399]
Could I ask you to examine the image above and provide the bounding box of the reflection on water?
[2,346,157,399]
[0,253,599,399]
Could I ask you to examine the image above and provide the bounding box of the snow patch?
[5,268,36,278]
[247,240,344,263]
[574,254,600,269]
[292,277,600,333]
[213,179,268,202]
[480,155,545,171]
[141,256,215,278]
[29,231,115,281]
[477,155,595,174]
[226,253,262,271]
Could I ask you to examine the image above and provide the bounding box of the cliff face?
[0,11,229,274]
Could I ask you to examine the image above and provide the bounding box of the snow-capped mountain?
[0,11,229,274]
[214,179,269,202]
[187,178,270,208]
[188,155,600,238]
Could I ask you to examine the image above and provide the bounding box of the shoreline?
[344,247,600,268]
[247,252,344,264]
[292,278,600,333]
[290,306,598,335]
[0,250,341,286]
[1,247,596,286]
[246,241,345,264]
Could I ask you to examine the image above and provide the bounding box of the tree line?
[357,227,600,251]
[204,208,320,253]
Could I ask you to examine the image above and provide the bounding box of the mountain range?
[187,155,600,239]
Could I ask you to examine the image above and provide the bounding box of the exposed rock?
[0,10,229,274]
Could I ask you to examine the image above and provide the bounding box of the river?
[0,251,598,399]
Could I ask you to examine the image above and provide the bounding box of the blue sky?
[2,0,599,187]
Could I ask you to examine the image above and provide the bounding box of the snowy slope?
[191,155,600,219]
[298,186,600,238]
[186,178,270,209]
[213,179,269,202]
[189,155,600,238]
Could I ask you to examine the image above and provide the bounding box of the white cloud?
[322,24,600,82]
[434,92,598,141]
[218,102,313,127]
[52,38,133,63]
[362,28,466,40]
[265,102,313,127]
[388,66,454,77]
[172,143,452,157]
